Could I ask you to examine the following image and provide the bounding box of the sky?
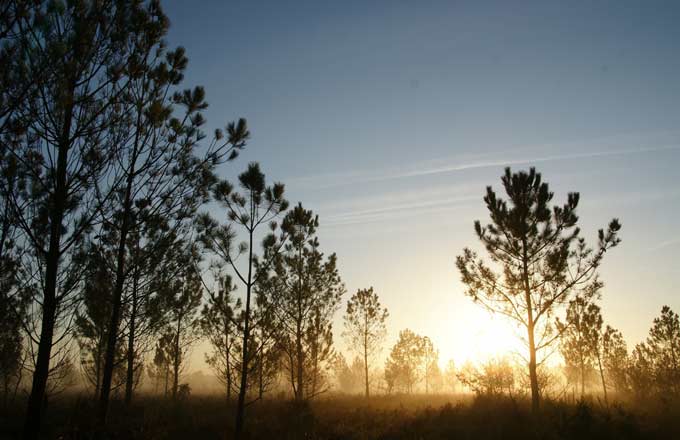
[161,0,680,369]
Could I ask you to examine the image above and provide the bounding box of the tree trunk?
[234,230,254,439]
[226,324,231,401]
[97,105,141,424]
[124,268,139,405]
[522,238,540,414]
[164,365,169,397]
[596,350,608,405]
[364,334,369,398]
[363,313,369,398]
[580,356,585,399]
[258,347,264,400]
[294,243,305,402]
[23,89,73,440]
[172,318,181,399]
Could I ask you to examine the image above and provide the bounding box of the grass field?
[3,393,679,439]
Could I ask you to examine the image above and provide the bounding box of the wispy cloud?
[287,142,680,190]
[324,194,478,227]
[648,238,680,252]
[393,144,680,180]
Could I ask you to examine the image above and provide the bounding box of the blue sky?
[163,0,680,365]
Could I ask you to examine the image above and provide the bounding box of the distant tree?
[556,296,601,399]
[456,167,621,412]
[257,203,344,401]
[601,325,629,396]
[644,306,680,396]
[249,315,281,401]
[200,275,240,401]
[196,162,288,439]
[422,337,442,393]
[149,334,174,397]
[332,353,363,393]
[343,287,388,397]
[457,357,515,396]
[384,329,426,394]
[157,252,202,399]
[74,243,123,398]
[444,360,458,393]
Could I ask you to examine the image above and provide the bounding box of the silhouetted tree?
[3,2,195,436]
[74,243,123,398]
[422,337,442,393]
[456,167,621,412]
[158,251,202,399]
[149,333,174,397]
[332,353,364,393]
[557,296,601,399]
[343,287,388,397]
[196,162,287,439]
[601,325,629,396]
[457,357,516,396]
[444,360,458,393]
[95,4,247,420]
[0,138,26,408]
[628,342,654,399]
[200,275,240,400]
[644,306,680,396]
[384,329,426,394]
[256,203,344,401]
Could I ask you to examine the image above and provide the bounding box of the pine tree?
[343,287,388,397]
[601,325,628,396]
[456,167,621,412]
[1,2,196,435]
[196,162,287,439]
[156,246,202,399]
[200,275,240,401]
[256,203,345,401]
[645,306,680,396]
[95,1,248,418]
[557,296,601,398]
[384,329,426,394]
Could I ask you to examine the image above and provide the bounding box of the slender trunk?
[164,364,169,397]
[258,344,264,400]
[295,324,303,401]
[23,87,74,440]
[311,342,318,398]
[580,355,585,398]
[226,322,231,401]
[596,349,608,405]
[94,345,101,400]
[98,101,142,424]
[234,229,254,439]
[522,238,539,414]
[172,317,181,399]
[294,243,304,401]
[124,268,139,404]
[364,327,369,398]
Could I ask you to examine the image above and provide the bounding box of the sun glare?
[444,308,526,366]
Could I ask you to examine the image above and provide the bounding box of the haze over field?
[161,0,680,370]
[2,1,680,439]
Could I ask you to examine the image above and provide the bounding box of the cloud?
[648,238,680,252]
[287,142,680,190]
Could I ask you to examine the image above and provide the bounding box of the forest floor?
[2,393,679,439]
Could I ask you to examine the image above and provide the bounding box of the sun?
[438,304,527,367]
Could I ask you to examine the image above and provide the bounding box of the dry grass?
[1,393,679,439]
